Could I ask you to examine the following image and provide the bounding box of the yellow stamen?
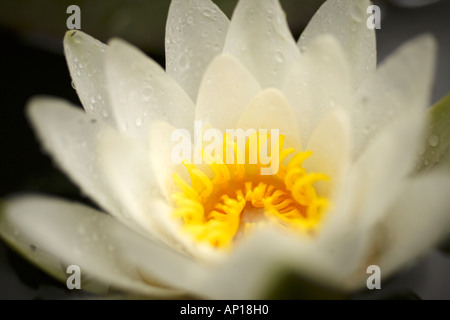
[172,132,330,249]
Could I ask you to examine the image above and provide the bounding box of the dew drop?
[71,81,77,90]
[202,8,211,17]
[275,51,284,63]
[186,15,194,25]
[428,135,439,147]
[136,117,143,127]
[102,110,109,118]
[142,86,154,100]
[72,35,81,44]
[90,96,96,104]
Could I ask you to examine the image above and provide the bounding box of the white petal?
[200,227,342,299]
[99,127,219,264]
[63,31,116,127]
[165,0,230,101]
[298,0,376,89]
[330,111,425,233]
[236,88,301,149]
[223,0,300,88]
[26,97,124,224]
[148,121,234,262]
[195,54,261,131]
[352,35,437,157]
[97,128,170,242]
[282,34,352,143]
[99,121,212,258]
[134,198,224,271]
[304,108,351,197]
[149,120,193,200]
[106,39,195,142]
[0,195,192,298]
[315,113,428,291]
[378,173,450,277]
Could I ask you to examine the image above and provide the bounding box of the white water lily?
[1,0,450,299]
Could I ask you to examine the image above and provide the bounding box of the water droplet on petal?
[142,87,153,101]
[186,15,194,25]
[136,117,143,127]
[72,35,81,44]
[428,135,439,147]
[202,8,211,17]
[275,51,284,63]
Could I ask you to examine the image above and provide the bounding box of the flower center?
[171,132,329,249]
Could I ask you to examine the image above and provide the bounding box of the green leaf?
[416,93,450,173]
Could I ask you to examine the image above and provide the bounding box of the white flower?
[1,0,450,299]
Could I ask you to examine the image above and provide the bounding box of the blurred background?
[0,0,449,299]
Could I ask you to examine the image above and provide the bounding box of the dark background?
[0,0,449,299]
